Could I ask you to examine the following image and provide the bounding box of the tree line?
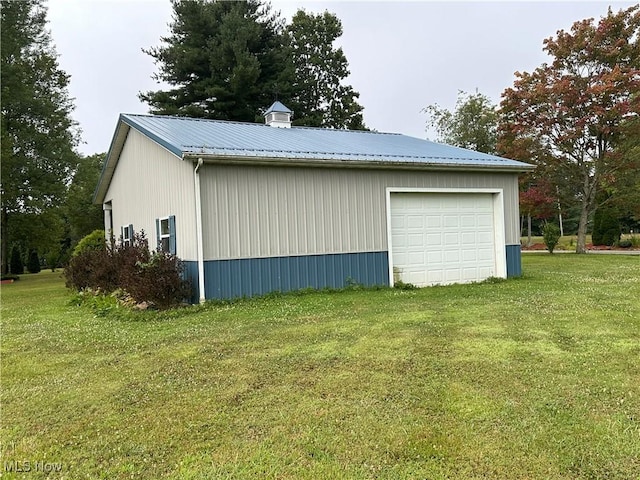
[425,5,640,252]
[1,0,365,274]
[2,1,639,274]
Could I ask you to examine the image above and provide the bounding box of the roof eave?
[93,115,186,205]
[93,116,130,205]
[183,153,536,173]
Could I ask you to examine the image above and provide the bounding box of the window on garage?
[156,215,176,254]
[121,224,133,246]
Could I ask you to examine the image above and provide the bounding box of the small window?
[156,216,176,254]
[122,224,133,246]
[159,218,170,252]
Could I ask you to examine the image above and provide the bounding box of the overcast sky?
[47,0,636,156]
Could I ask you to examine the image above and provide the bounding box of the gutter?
[182,153,535,173]
[193,157,205,303]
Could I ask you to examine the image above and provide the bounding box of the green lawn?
[2,256,639,479]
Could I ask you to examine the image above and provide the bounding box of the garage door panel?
[445,270,461,281]
[477,232,494,244]
[444,250,460,262]
[461,232,476,244]
[427,251,443,263]
[444,216,459,227]
[462,249,477,262]
[426,216,441,227]
[390,216,405,229]
[390,192,498,287]
[391,234,407,247]
[477,214,493,227]
[478,248,494,260]
[408,234,424,246]
[463,268,479,281]
[407,215,424,228]
[426,233,442,246]
[407,251,425,264]
[460,215,477,227]
[444,233,459,245]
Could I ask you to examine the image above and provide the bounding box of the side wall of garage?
[198,164,522,298]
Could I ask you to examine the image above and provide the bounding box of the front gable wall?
[104,128,197,260]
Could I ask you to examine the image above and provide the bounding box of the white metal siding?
[200,165,520,260]
[104,129,198,260]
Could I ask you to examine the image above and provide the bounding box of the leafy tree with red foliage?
[519,179,558,245]
[499,6,640,253]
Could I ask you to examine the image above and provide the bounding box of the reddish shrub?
[65,231,190,309]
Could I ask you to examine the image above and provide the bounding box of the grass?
[1,256,640,479]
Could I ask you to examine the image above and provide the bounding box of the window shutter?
[155,218,161,251]
[120,226,124,243]
[169,215,176,255]
[129,224,134,241]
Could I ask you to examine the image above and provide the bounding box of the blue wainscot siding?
[185,247,521,303]
[203,251,389,300]
[182,261,200,304]
[505,244,522,277]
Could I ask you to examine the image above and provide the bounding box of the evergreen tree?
[592,193,621,246]
[140,0,289,122]
[9,245,23,275]
[1,0,79,273]
[285,10,365,129]
[27,249,41,274]
[140,1,366,129]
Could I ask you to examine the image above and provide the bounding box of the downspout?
[194,157,206,303]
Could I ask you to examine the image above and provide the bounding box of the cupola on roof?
[264,101,292,128]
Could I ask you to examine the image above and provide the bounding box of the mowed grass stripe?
[1,255,639,479]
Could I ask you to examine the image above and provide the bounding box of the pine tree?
[9,245,23,275]
[27,249,41,274]
[140,1,366,129]
[140,0,289,122]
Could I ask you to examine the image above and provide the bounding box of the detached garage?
[95,102,534,302]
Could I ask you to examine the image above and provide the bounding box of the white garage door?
[390,192,499,286]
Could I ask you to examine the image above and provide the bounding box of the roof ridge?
[121,113,401,136]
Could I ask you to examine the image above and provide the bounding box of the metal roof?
[94,113,533,203]
[119,113,532,168]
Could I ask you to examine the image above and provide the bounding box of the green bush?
[46,249,60,272]
[543,223,561,254]
[618,239,633,248]
[72,230,106,257]
[592,206,620,246]
[394,280,417,290]
[65,231,190,310]
[10,245,23,275]
[27,249,41,274]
